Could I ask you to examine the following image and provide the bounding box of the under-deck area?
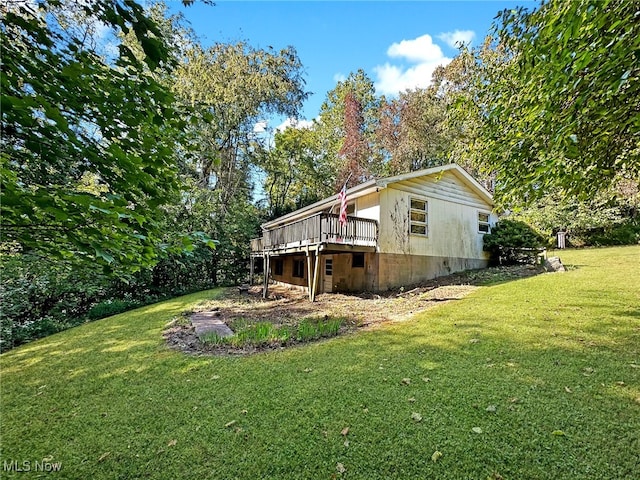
[250,212,379,301]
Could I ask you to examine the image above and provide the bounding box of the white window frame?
[478,211,491,234]
[325,258,333,276]
[409,197,428,237]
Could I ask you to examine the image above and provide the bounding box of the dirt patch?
[163,264,544,355]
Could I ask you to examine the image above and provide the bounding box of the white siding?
[378,170,492,259]
[355,191,380,222]
[390,170,488,209]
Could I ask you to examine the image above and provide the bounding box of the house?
[250,163,496,301]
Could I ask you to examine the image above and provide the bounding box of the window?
[410,197,428,236]
[352,252,365,268]
[346,203,355,215]
[478,212,491,234]
[325,258,333,276]
[273,259,283,276]
[293,259,305,278]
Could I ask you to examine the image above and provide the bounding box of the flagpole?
[330,172,353,214]
[343,172,353,189]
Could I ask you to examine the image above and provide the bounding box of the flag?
[338,184,348,226]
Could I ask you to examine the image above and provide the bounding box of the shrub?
[483,219,545,265]
[0,254,108,352]
[512,188,640,248]
[87,300,141,320]
[586,219,640,246]
[0,246,221,352]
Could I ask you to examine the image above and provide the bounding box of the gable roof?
[262,163,493,229]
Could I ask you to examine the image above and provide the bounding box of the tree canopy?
[376,88,452,175]
[1,0,196,270]
[476,0,639,205]
[260,126,334,219]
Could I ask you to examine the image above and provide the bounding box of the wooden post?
[249,256,254,286]
[311,252,321,302]
[306,251,313,301]
[263,254,269,299]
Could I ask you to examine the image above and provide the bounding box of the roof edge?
[261,163,493,229]
[261,179,378,229]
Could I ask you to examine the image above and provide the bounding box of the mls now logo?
[3,459,63,472]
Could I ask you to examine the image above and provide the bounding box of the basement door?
[323,256,333,293]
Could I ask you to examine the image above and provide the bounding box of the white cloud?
[253,121,268,133]
[373,33,452,96]
[276,117,314,132]
[374,59,452,96]
[387,34,446,63]
[437,29,476,49]
[333,73,346,83]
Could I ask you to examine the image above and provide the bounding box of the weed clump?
[200,317,344,348]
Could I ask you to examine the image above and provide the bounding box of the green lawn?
[1,246,639,479]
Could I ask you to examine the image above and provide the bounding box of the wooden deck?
[250,212,378,302]
[250,212,378,255]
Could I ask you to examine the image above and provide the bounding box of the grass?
[201,317,344,347]
[1,246,638,479]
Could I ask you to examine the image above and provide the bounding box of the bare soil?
[163,264,544,355]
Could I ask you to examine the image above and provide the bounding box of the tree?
[0,0,197,271]
[339,91,372,185]
[173,42,307,198]
[314,70,381,188]
[476,0,639,205]
[375,88,452,175]
[429,45,497,190]
[260,126,334,219]
[170,41,308,280]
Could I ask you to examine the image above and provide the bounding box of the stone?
[544,256,566,272]
[191,312,234,338]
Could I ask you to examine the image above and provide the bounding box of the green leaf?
[95,248,115,264]
[140,36,163,70]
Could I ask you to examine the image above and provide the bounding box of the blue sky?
[168,0,535,128]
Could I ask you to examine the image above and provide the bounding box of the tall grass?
[201,317,344,347]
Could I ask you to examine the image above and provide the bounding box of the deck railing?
[250,237,263,253]
[251,212,378,253]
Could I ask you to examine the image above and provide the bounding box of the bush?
[483,219,546,265]
[0,246,221,352]
[513,187,640,248]
[87,300,142,320]
[584,219,640,246]
[0,254,107,352]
